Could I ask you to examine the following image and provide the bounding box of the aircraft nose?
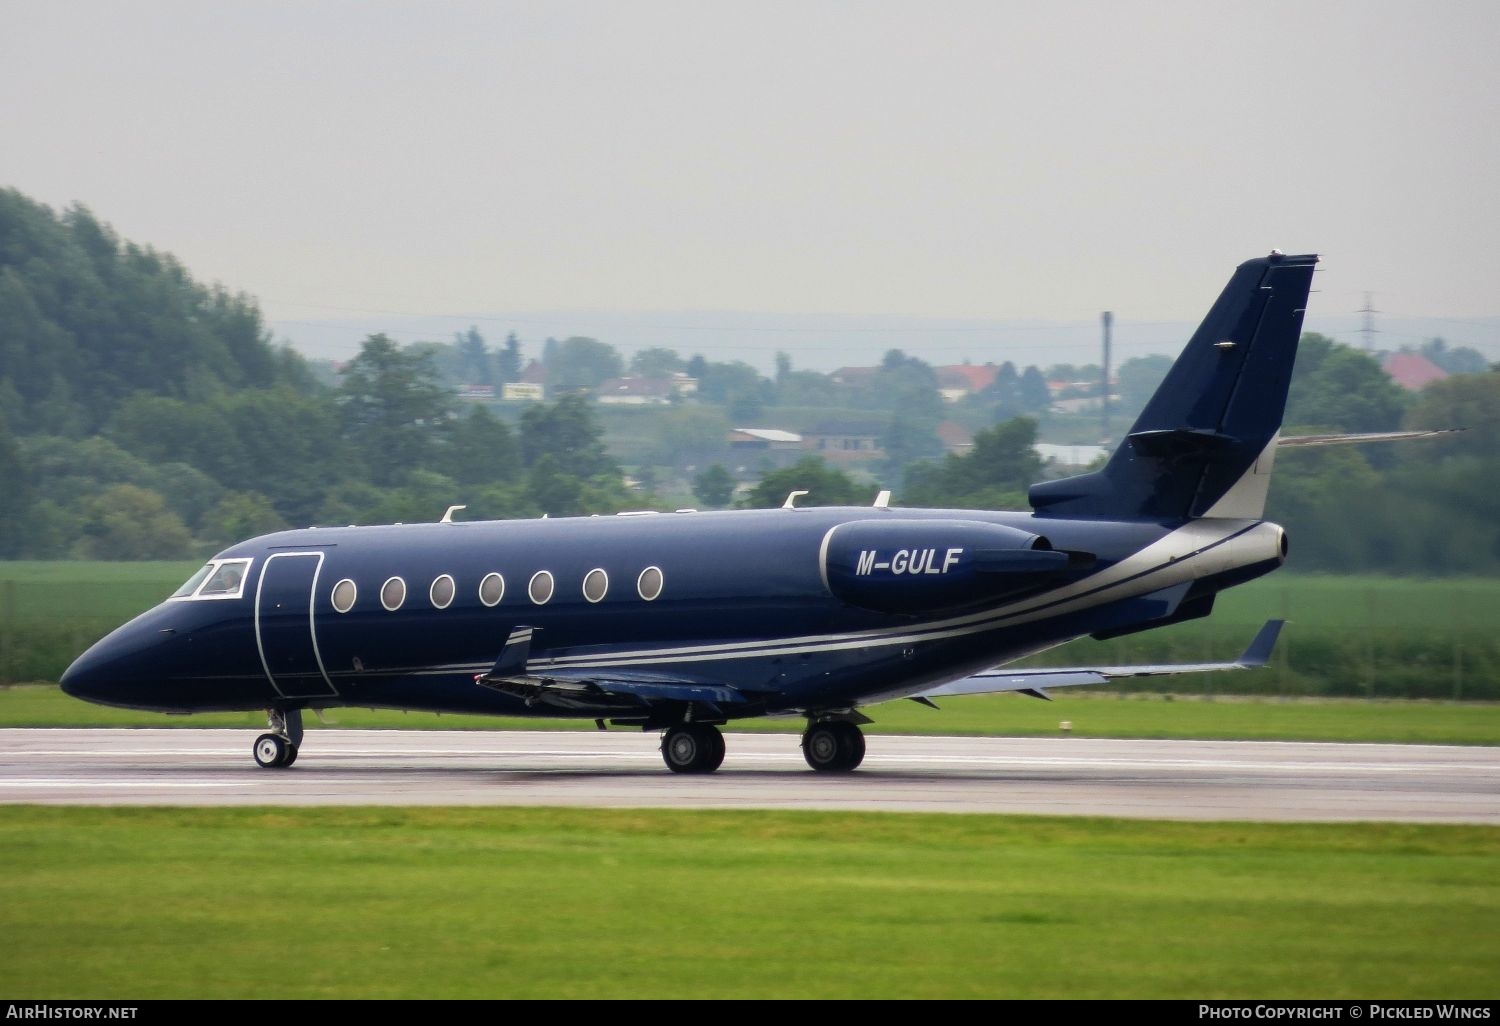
[59,638,123,703]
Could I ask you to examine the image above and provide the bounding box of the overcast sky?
[4,1,1498,353]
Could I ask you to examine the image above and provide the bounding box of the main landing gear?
[253,708,304,769]
[660,723,726,774]
[801,720,866,773]
[657,719,869,774]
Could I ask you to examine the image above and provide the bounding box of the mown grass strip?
[0,807,1495,999]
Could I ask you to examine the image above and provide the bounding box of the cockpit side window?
[171,564,215,598]
[173,558,254,600]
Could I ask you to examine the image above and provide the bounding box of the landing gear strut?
[801,720,866,772]
[660,723,726,774]
[253,708,303,769]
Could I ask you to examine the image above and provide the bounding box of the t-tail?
[1029,251,1318,522]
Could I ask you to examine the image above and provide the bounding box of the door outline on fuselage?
[254,550,339,699]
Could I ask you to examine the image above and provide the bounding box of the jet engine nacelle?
[822,519,1070,613]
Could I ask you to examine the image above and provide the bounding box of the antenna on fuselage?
[440,505,467,524]
[782,490,810,509]
[873,490,891,509]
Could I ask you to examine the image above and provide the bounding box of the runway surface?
[3,728,1498,822]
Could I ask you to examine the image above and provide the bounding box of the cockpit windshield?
[171,559,253,600]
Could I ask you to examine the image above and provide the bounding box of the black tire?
[662,724,724,774]
[281,742,299,768]
[701,726,726,773]
[836,722,866,771]
[802,721,865,772]
[253,733,289,769]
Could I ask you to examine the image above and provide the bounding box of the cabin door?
[255,551,338,699]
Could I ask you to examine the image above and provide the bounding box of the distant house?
[829,366,878,390]
[501,382,544,402]
[1382,351,1449,391]
[456,384,495,401]
[805,419,885,465]
[935,420,974,454]
[728,428,804,470]
[1034,442,1109,471]
[935,364,999,403]
[597,376,676,405]
[519,360,548,386]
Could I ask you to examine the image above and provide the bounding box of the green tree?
[1116,355,1173,415]
[438,406,522,487]
[629,347,684,378]
[74,484,194,559]
[1419,338,1488,376]
[454,326,491,385]
[544,336,623,393]
[201,492,287,548]
[1019,365,1052,414]
[903,418,1042,510]
[497,332,523,383]
[1285,334,1408,433]
[692,464,735,508]
[866,350,943,422]
[338,333,453,486]
[519,394,618,478]
[645,406,729,470]
[742,456,872,508]
[776,369,836,408]
[697,360,771,420]
[0,419,33,557]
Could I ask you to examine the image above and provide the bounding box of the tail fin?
[1029,251,1318,521]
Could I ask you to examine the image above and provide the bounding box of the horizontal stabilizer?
[1126,428,1237,459]
[915,619,1285,699]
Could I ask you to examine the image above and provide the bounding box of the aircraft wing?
[472,627,761,716]
[916,619,1284,700]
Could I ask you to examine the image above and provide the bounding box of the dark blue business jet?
[63,252,1318,773]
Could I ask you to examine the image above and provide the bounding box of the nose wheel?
[801,721,865,772]
[253,708,304,769]
[253,733,298,768]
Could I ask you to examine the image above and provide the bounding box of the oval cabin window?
[583,568,608,603]
[637,566,664,601]
[331,579,357,613]
[528,571,554,605]
[479,572,505,607]
[430,574,456,609]
[380,577,407,611]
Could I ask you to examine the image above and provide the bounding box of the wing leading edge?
[916,619,1285,700]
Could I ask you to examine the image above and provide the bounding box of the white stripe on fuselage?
[346,516,1278,679]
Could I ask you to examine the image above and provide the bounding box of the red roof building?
[1382,352,1449,391]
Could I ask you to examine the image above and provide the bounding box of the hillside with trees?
[3,186,1497,574]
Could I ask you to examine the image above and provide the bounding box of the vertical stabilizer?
[1029,252,1317,521]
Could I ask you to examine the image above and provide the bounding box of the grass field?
[6,682,1500,746]
[1,807,1495,999]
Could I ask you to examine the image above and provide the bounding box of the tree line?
[2,186,1498,575]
